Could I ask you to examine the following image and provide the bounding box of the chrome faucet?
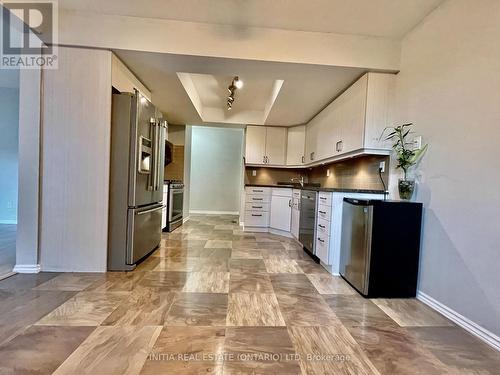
[291,176,305,188]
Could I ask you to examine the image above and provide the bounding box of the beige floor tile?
[306,274,357,295]
[35,291,127,326]
[152,258,199,272]
[263,258,302,273]
[229,273,274,294]
[231,249,263,259]
[372,299,453,327]
[276,293,339,326]
[205,240,232,249]
[53,326,161,375]
[165,293,228,326]
[102,289,176,326]
[182,272,230,293]
[227,293,285,327]
[288,326,381,375]
[35,273,105,291]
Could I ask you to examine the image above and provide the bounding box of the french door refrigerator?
[108,90,166,271]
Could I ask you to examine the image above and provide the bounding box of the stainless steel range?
[166,180,184,232]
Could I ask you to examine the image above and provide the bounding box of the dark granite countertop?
[245,183,386,194]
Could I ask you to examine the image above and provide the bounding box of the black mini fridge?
[340,198,423,298]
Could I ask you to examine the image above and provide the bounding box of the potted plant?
[383,123,428,200]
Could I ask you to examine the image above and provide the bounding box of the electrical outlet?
[379,161,386,173]
[252,170,257,177]
[326,169,330,177]
[413,136,422,150]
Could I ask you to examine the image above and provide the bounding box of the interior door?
[129,93,156,207]
[265,127,287,165]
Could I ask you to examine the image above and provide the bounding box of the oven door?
[169,188,184,224]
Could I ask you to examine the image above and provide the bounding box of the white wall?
[0,72,20,224]
[390,0,500,339]
[189,126,244,214]
[40,47,112,272]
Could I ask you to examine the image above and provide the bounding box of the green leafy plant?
[382,123,428,180]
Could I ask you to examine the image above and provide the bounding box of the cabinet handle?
[317,238,325,243]
[320,197,327,201]
[253,198,263,201]
[288,199,292,207]
[253,190,264,193]
[336,140,343,152]
[252,214,262,217]
[310,152,315,161]
[263,156,266,164]
[318,224,325,229]
[252,206,263,209]
[319,210,326,214]
[301,155,305,164]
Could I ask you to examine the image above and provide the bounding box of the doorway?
[0,69,20,278]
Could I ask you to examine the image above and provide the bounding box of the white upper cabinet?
[245,126,267,164]
[286,125,306,165]
[111,54,152,100]
[266,127,287,165]
[245,126,286,166]
[305,72,395,163]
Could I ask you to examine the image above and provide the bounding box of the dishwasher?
[340,198,423,298]
[298,190,318,256]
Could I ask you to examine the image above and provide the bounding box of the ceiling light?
[234,76,243,89]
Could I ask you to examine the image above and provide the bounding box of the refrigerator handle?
[151,118,159,191]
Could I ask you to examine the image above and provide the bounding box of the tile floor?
[0,214,499,374]
[0,224,16,278]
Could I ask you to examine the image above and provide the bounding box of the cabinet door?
[286,125,306,165]
[270,195,292,232]
[316,100,339,161]
[245,126,266,164]
[291,206,300,239]
[305,120,319,162]
[265,127,287,165]
[337,74,367,154]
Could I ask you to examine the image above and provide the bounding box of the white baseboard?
[0,219,17,225]
[183,216,190,223]
[13,264,41,273]
[190,210,239,215]
[269,228,293,238]
[417,291,500,351]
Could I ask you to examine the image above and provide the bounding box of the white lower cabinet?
[290,189,301,239]
[270,195,292,232]
[244,187,292,235]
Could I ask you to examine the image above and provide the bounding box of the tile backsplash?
[307,155,390,190]
[245,167,307,186]
[245,155,389,191]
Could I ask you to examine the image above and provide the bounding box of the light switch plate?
[326,169,330,177]
[413,136,422,150]
[252,170,257,176]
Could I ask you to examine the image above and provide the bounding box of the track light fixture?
[227,76,243,110]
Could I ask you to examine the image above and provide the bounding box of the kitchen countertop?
[245,183,386,195]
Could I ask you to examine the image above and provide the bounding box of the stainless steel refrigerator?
[108,90,166,271]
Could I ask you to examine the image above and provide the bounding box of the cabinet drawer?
[292,189,301,198]
[317,204,331,221]
[246,194,271,204]
[245,187,271,195]
[315,234,330,264]
[272,188,293,197]
[245,211,270,227]
[245,202,270,212]
[317,218,330,236]
[318,192,332,206]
